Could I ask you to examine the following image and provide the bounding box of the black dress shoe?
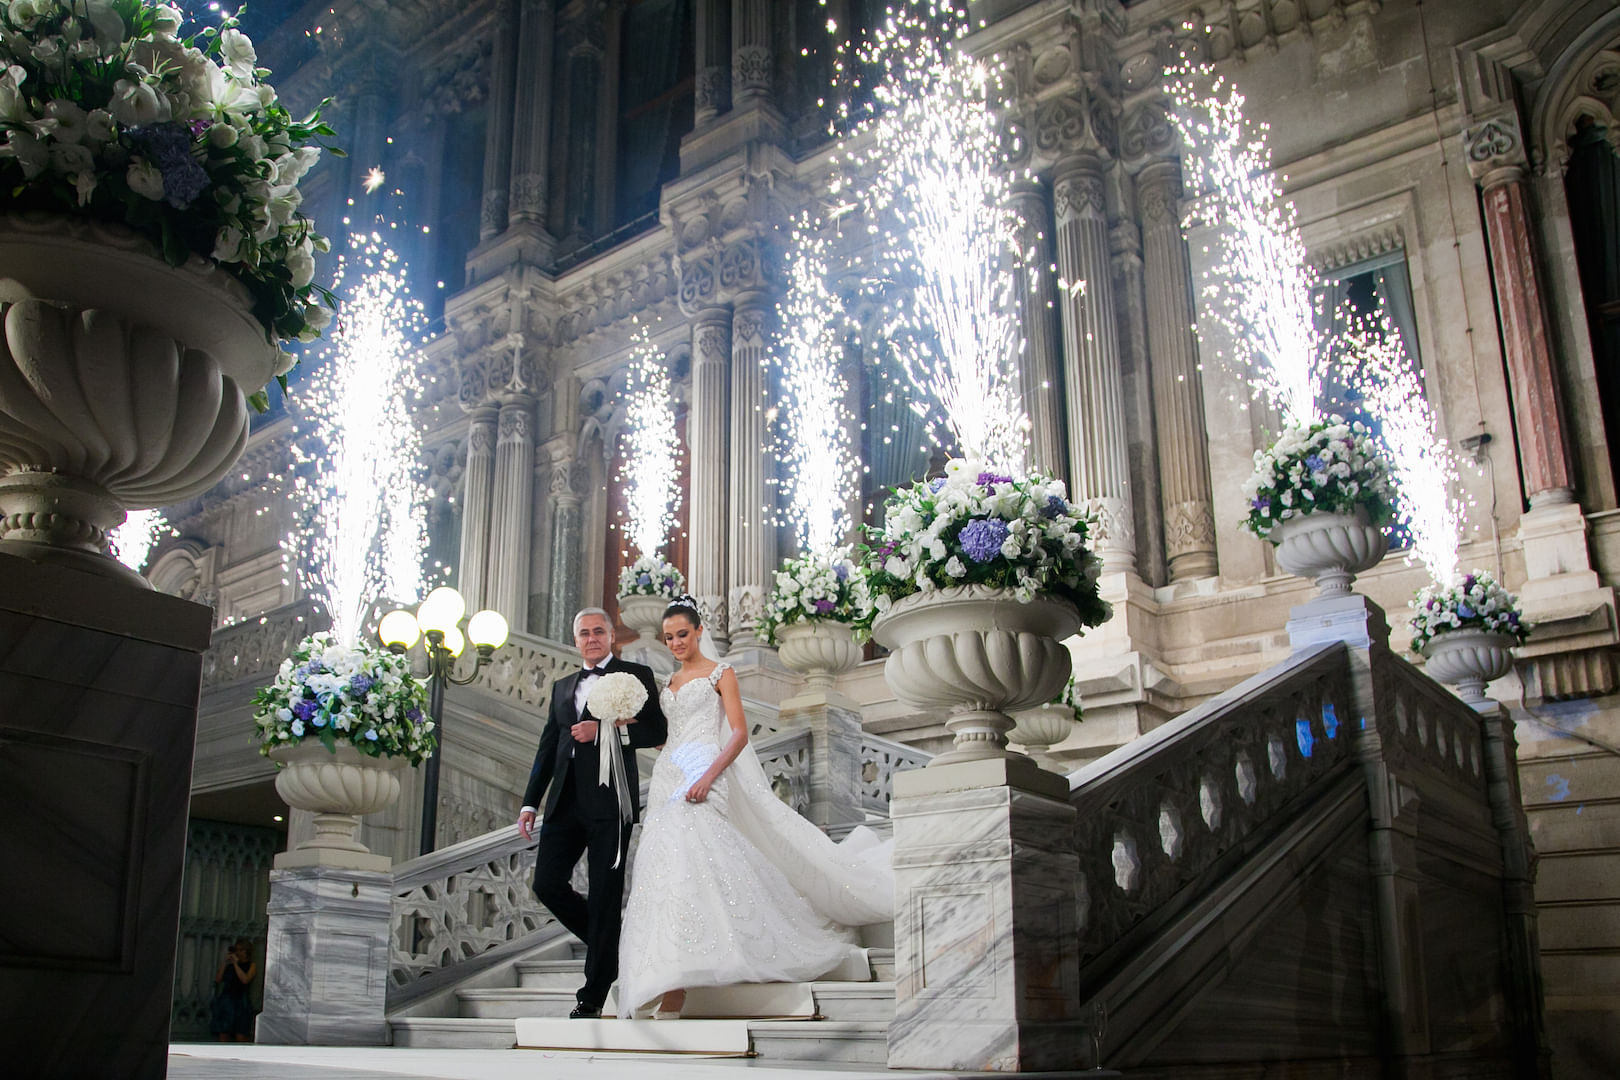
[569,1002,602,1019]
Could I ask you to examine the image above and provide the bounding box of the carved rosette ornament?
[0,216,278,584]
[1462,114,1526,184]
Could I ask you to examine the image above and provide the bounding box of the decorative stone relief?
[859,733,932,813]
[1164,500,1217,556]
[1462,113,1526,182]
[733,44,772,93]
[1540,47,1620,172]
[509,171,547,218]
[1053,172,1106,222]
[1312,225,1404,274]
[1121,103,1175,167]
[417,38,491,122]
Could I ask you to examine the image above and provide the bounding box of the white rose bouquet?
[586,670,648,723]
[1409,570,1529,654]
[1241,415,1396,540]
[758,547,874,645]
[0,1,340,410]
[616,553,685,599]
[252,632,433,765]
[862,458,1111,628]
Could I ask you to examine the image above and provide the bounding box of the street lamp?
[379,586,509,855]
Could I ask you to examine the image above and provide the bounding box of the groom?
[518,607,667,1018]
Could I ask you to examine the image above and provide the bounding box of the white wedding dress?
[617,662,893,1015]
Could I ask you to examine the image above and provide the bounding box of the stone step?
[388,1017,515,1050]
[748,1020,890,1065]
[458,988,579,1020]
[809,982,895,1022]
[513,959,588,989]
[514,948,894,988]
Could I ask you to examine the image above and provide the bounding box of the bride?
[617,596,892,1019]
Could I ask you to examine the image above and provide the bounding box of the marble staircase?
[390,949,897,1062]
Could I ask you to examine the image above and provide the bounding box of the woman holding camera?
[209,940,257,1042]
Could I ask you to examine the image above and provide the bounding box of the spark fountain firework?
[1340,312,1464,587]
[834,1,1033,473]
[773,214,857,556]
[108,509,167,575]
[286,232,428,646]
[1166,51,1321,425]
[618,324,683,563]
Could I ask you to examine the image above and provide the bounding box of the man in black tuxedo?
[517,606,667,1018]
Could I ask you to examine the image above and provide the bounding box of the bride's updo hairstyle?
[663,595,702,627]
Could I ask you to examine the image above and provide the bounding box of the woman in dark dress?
[210,940,257,1042]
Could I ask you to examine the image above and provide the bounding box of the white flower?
[273,350,297,376]
[0,129,47,178]
[219,28,258,78]
[126,159,164,201]
[212,225,247,263]
[150,4,184,36]
[43,99,88,143]
[85,108,115,143]
[109,79,171,126]
[238,132,267,161]
[83,1,127,48]
[587,672,647,722]
[944,556,966,578]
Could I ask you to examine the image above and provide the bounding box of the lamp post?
[379,586,510,855]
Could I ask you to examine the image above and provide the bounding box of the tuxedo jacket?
[522,657,668,824]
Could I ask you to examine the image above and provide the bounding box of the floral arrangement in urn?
[252,632,434,765]
[0,0,338,406]
[863,458,1111,626]
[758,547,875,646]
[618,553,685,599]
[1409,570,1529,654]
[1241,416,1396,540]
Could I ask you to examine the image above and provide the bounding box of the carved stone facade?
[166,5,1620,1072]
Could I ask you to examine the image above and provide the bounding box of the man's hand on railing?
[517,808,537,841]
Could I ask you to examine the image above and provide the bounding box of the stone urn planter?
[1421,628,1517,706]
[0,214,279,585]
[872,585,1081,766]
[1009,701,1078,758]
[269,743,406,871]
[618,593,671,644]
[776,619,862,691]
[1270,507,1388,598]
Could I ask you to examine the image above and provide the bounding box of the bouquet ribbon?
[595,717,635,868]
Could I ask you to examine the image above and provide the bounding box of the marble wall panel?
[258,867,392,1046]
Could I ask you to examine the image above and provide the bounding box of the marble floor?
[168,1044,926,1079]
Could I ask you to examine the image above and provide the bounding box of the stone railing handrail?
[755,726,813,816]
[387,823,556,1006]
[860,731,933,812]
[1067,641,1356,980]
[449,628,596,715]
[201,599,322,689]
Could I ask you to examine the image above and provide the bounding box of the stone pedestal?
[0,551,212,1080]
[779,690,864,830]
[887,759,1083,1071]
[1286,593,1391,651]
[258,866,393,1046]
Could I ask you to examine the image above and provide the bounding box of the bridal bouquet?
[253,633,433,764]
[1241,415,1396,540]
[586,671,648,724]
[617,554,685,599]
[0,1,339,406]
[863,458,1111,626]
[758,547,875,645]
[1409,570,1529,654]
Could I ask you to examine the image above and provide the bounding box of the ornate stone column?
[506,0,555,233]
[479,0,520,240]
[544,445,583,643]
[694,0,730,124]
[1053,156,1136,574]
[728,292,774,649]
[1138,160,1217,580]
[488,398,535,633]
[1008,180,1067,483]
[730,0,772,108]
[689,307,732,649]
[1464,115,1576,507]
[455,405,498,612]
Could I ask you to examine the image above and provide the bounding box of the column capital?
[1052,162,1108,225]
[1463,112,1529,187]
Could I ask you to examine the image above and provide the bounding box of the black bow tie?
[582,665,610,678]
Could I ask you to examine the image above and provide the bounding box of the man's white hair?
[572,607,613,638]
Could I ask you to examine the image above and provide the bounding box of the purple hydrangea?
[960,518,1010,563]
[1251,497,1271,512]
[348,674,374,696]
[1041,494,1068,519]
[364,729,379,742]
[291,698,319,722]
[813,598,836,614]
[1457,603,1476,619]
[406,706,424,724]
[662,576,676,590]
[129,123,210,209]
[976,471,1015,488]
[834,563,850,581]
[928,477,947,493]
[1463,574,1477,590]
[637,573,652,586]
[1304,454,1325,472]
